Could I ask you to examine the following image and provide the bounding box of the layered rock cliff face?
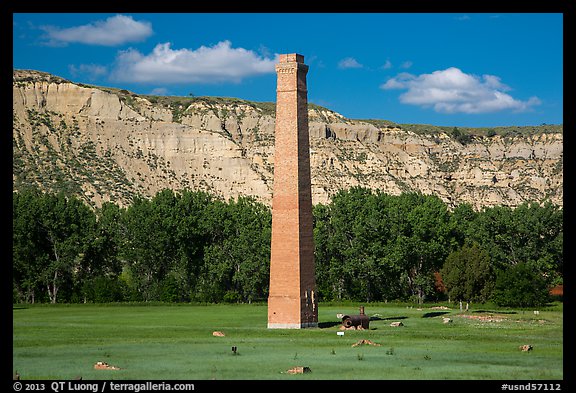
[12,70,563,210]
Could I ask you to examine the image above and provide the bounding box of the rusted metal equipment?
[341,306,370,329]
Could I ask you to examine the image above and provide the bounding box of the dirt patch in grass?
[456,314,506,322]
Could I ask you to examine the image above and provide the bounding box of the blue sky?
[13,13,563,127]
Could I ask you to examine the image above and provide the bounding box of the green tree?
[13,184,561,305]
[448,202,477,248]
[120,189,218,302]
[13,189,46,303]
[39,192,97,303]
[313,187,397,302]
[466,202,562,285]
[441,243,494,303]
[313,188,452,303]
[171,189,216,301]
[79,202,124,302]
[508,202,563,285]
[313,203,334,300]
[198,196,271,303]
[13,191,97,303]
[389,193,452,303]
[492,263,550,307]
[120,193,172,301]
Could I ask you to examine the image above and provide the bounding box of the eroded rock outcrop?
[12,69,563,210]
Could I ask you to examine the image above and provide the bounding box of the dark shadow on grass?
[370,316,408,321]
[422,311,450,318]
[318,321,341,329]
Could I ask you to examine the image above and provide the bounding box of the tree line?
[12,187,562,307]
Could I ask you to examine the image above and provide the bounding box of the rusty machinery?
[341,306,370,329]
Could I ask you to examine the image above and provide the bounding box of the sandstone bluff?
[13,69,563,210]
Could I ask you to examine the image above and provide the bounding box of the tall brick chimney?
[267,54,318,329]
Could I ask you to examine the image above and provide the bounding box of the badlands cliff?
[12,69,563,210]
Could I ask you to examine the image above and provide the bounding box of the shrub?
[491,263,550,307]
[83,276,126,303]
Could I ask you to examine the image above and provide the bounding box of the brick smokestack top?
[267,53,318,329]
[278,53,305,63]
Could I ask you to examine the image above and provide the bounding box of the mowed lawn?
[12,302,563,380]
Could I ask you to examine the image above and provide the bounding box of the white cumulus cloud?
[338,57,363,69]
[40,14,153,46]
[381,67,540,114]
[110,41,277,84]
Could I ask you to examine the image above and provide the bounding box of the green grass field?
[12,302,563,380]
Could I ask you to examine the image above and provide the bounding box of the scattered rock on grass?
[212,331,225,337]
[352,339,381,347]
[94,361,121,370]
[286,366,311,374]
[389,321,404,327]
